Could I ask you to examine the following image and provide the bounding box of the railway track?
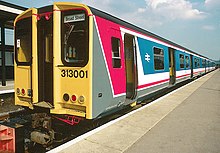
[0,113,9,121]
[0,109,24,122]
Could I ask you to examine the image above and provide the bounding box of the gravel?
[0,93,22,114]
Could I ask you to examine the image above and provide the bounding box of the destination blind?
[64,13,85,23]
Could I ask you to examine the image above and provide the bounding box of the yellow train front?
[15,3,94,119]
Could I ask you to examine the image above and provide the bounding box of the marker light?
[21,89,25,95]
[63,93,69,102]
[36,15,41,20]
[45,14,51,20]
[16,88,20,95]
[71,95,77,102]
[28,89,32,96]
[78,96,85,104]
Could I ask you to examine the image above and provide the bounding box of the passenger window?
[197,59,200,67]
[185,56,190,68]
[111,37,121,68]
[179,54,184,69]
[154,47,164,70]
[202,59,206,68]
[194,58,198,68]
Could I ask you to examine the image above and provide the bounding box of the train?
[12,1,217,148]
[14,2,216,120]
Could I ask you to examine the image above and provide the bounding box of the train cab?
[14,3,94,119]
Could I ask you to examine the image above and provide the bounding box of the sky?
[4,0,220,60]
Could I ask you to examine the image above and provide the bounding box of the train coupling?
[31,113,55,146]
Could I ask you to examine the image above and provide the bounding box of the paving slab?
[124,70,220,153]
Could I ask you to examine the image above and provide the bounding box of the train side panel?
[175,50,191,83]
[92,17,127,118]
[92,15,173,117]
[192,55,201,77]
[92,16,128,118]
[136,37,170,97]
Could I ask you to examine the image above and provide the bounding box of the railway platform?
[0,81,14,94]
[48,69,220,153]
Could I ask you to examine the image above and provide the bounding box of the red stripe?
[138,73,191,90]
[176,73,191,79]
[138,78,169,89]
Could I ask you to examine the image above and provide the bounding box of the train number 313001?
[61,70,88,78]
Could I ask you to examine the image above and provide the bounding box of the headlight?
[63,93,69,102]
[78,96,85,104]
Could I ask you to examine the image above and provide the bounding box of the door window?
[111,37,121,68]
[15,17,32,65]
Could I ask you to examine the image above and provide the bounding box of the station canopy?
[0,0,26,29]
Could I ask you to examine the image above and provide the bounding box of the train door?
[14,8,39,107]
[37,8,54,106]
[168,47,176,85]
[124,34,138,99]
[190,55,193,78]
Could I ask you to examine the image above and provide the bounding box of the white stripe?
[0,4,23,14]
[120,27,199,57]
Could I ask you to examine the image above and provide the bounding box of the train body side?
[91,16,126,118]
[90,15,196,118]
[90,13,216,118]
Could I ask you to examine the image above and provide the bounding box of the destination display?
[64,13,85,23]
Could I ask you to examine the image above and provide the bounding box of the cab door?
[124,34,138,100]
[14,8,38,107]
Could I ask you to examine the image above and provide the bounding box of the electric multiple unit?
[14,2,216,120]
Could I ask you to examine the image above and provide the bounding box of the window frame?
[194,57,199,68]
[15,17,32,66]
[185,55,190,68]
[61,9,89,67]
[111,37,121,68]
[179,54,185,69]
[153,46,165,71]
[197,58,200,68]
[202,59,206,68]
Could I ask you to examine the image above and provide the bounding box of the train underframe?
[0,108,86,153]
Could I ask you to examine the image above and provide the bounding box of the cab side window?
[111,37,121,68]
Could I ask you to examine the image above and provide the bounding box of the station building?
[0,1,26,86]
